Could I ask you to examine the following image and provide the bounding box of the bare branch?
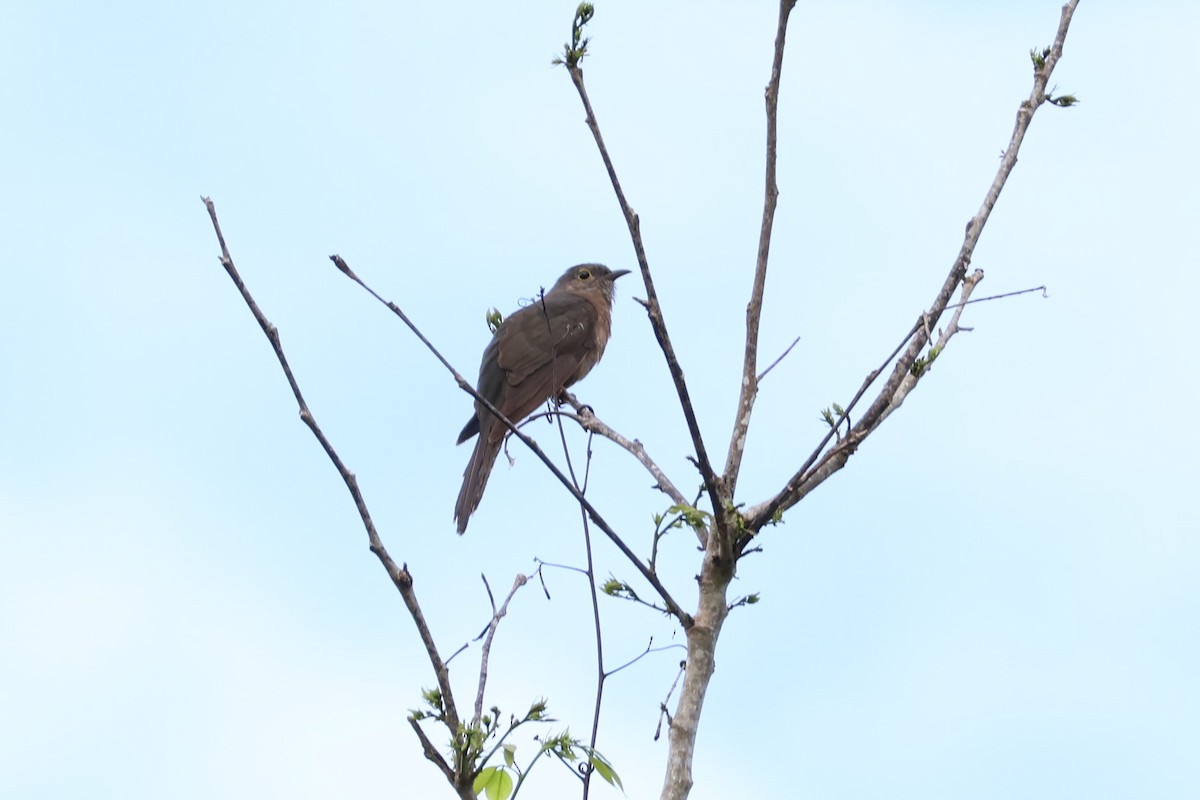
[564,62,724,523]
[555,390,698,508]
[409,717,456,784]
[330,255,694,629]
[472,572,531,726]
[202,198,467,785]
[724,0,799,497]
[745,0,1081,531]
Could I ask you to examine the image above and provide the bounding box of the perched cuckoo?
[454,263,630,533]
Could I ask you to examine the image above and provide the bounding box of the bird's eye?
[578,269,592,280]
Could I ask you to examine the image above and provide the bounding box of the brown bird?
[454,263,630,533]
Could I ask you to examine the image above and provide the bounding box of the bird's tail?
[455,433,502,534]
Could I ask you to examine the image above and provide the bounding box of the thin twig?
[535,564,552,599]
[724,0,799,497]
[533,557,589,577]
[944,284,1047,310]
[648,513,676,574]
[608,585,670,616]
[330,254,694,629]
[653,661,687,742]
[756,334,802,382]
[606,641,687,679]
[555,415,606,800]
[481,573,497,616]
[445,642,470,666]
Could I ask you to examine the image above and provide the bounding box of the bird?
[454,263,631,533]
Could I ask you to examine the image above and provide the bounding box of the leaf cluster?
[470,719,624,800]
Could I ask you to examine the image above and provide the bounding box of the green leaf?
[587,750,624,792]
[473,767,496,796]
[493,769,513,800]
[473,766,514,800]
[666,503,713,528]
[601,578,624,596]
[502,744,516,768]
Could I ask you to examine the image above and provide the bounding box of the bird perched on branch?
[454,263,631,533]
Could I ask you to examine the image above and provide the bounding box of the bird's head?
[550,263,632,302]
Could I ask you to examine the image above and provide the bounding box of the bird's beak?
[610,269,632,281]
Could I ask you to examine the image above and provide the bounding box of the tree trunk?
[660,543,734,800]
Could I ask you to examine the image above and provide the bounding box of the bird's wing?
[460,296,594,444]
[495,294,598,385]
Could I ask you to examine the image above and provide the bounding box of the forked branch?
[746,0,1081,530]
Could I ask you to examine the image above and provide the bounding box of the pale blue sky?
[3,2,1198,799]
